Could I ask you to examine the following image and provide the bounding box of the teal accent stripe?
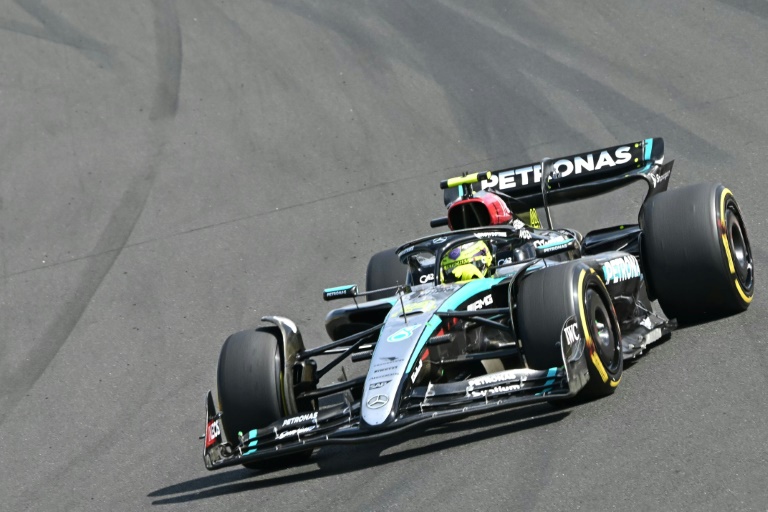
[324,285,354,293]
[637,162,653,175]
[243,428,258,455]
[405,316,442,372]
[643,138,653,162]
[536,367,559,396]
[406,278,506,371]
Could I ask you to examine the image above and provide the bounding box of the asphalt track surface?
[1,1,767,511]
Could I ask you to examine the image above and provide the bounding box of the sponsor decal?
[512,219,525,230]
[563,321,580,347]
[371,372,399,379]
[466,370,525,389]
[432,237,448,244]
[480,146,633,191]
[442,256,477,271]
[466,370,527,397]
[282,411,318,427]
[276,426,316,440]
[601,255,641,284]
[466,294,494,312]
[323,285,357,300]
[649,170,671,188]
[533,236,565,248]
[206,419,221,449]
[374,366,398,373]
[467,383,521,397]
[534,236,573,253]
[518,229,532,240]
[400,245,415,255]
[482,164,541,191]
[540,243,570,254]
[475,231,506,239]
[366,395,389,409]
[386,324,422,343]
[369,380,390,390]
[410,350,429,384]
[562,317,585,361]
[419,273,435,284]
[374,358,402,366]
[411,359,423,384]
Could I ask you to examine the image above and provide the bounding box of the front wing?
[203,336,590,470]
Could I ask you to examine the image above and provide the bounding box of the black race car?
[203,137,754,470]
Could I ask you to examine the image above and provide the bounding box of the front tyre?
[517,261,623,398]
[217,328,311,469]
[641,183,754,322]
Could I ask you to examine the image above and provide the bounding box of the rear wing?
[445,137,673,212]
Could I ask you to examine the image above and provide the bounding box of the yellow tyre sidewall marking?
[720,188,736,274]
[579,269,610,384]
[720,188,752,303]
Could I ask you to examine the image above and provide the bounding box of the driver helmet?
[440,240,493,284]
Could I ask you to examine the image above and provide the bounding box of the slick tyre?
[641,183,754,323]
[366,248,406,301]
[217,328,311,470]
[517,261,623,398]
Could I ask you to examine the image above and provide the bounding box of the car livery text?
[480,146,633,191]
[602,255,641,284]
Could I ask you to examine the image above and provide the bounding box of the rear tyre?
[641,183,754,323]
[217,328,312,470]
[366,248,407,301]
[517,261,623,398]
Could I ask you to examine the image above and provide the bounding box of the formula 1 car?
[203,137,754,471]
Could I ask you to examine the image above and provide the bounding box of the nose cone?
[360,394,396,429]
[361,288,455,428]
[361,313,434,428]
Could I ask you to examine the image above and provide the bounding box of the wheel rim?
[585,287,621,374]
[726,205,753,292]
